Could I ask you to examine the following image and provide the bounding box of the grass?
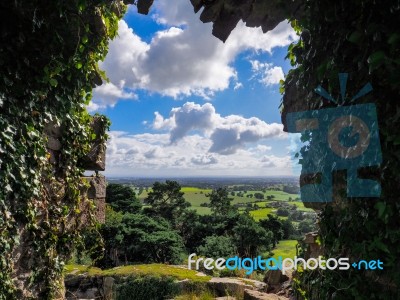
[271,240,298,259]
[184,192,209,207]
[181,187,212,193]
[174,291,216,300]
[248,208,275,221]
[64,264,103,276]
[181,188,300,217]
[135,186,305,218]
[190,206,212,215]
[230,191,299,205]
[291,201,314,212]
[65,263,212,282]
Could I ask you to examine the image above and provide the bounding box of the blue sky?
[89,0,299,177]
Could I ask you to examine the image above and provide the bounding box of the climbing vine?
[0,0,123,298]
[281,0,400,299]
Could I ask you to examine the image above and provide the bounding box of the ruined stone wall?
[11,116,108,299]
[45,116,107,224]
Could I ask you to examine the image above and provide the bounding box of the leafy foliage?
[106,183,142,214]
[0,0,124,298]
[197,235,237,258]
[232,214,273,258]
[95,209,185,268]
[144,180,191,221]
[116,275,180,300]
[120,213,185,264]
[96,183,285,272]
[259,214,284,248]
[207,187,235,216]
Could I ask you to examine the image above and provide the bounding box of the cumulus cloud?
[250,60,285,86]
[191,154,218,165]
[105,131,292,177]
[88,82,137,112]
[261,155,277,168]
[169,102,216,142]
[262,66,285,85]
[90,0,297,108]
[151,102,285,155]
[209,116,284,155]
[250,145,273,152]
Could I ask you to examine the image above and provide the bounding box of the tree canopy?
[207,187,235,216]
[144,180,191,221]
[106,183,142,214]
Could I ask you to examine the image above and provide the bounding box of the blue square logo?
[286,74,382,202]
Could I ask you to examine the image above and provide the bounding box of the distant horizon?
[106,175,298,179]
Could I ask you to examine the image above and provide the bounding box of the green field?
[181,187,212,193]
[133,186,307,218]
[230,190,299,205]
[181,188,302,217]
[291,201,314,212]
[248,208,275,221]
[271,240,298,259]
[183,188,211,207]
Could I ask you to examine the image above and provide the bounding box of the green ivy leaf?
[374,201,386,218]
[347,31,362,44]
[367,51,386,71]
[388,33,400,45]
[49,78,58,87]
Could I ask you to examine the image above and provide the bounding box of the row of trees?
[85,181,296,268]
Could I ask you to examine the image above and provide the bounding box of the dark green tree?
[197,235,237,258]
[207,187,235,216]
[298,220,315,235]
[232,214,273,258]
[276,208,289,217]
[144,181,190,221]
[121,213,185,264]
[94,206,125,268]
[174,209,202,250]
[259,214,284,248]
[106,183,142,214]
[97,210,185,267]
[281,219,296,239]
[254,192,264,200]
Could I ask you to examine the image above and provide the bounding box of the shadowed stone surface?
[244,289,289,300]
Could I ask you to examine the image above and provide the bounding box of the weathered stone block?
[102,277,115,299]
[44,121,63,138]
[79,116,107,171]
[208,278,255,297]
[82,175,106,199]
[244,289,288,300]
[303,232,322,259]
[264,270,289,286]
[47,136,61,151]
[94,197,106,224]
[79,176,106,224]
[304,232,318,244]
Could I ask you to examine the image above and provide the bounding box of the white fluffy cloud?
[152,102,286,155]
[90,0,297,108]
[250,60,285,86]
[153,102,217,142]
[88,82,137,111]
[105,131,292,177]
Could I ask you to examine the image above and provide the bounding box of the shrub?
[116,276,180,300]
